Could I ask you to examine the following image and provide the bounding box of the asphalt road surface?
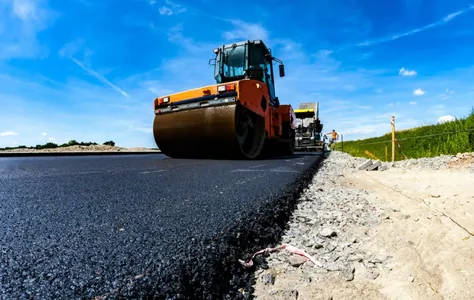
[0,153,324,299]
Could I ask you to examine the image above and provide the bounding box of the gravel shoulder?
[251,151,474,300]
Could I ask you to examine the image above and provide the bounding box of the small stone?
[262,274,275,285]
[368,254,387,264]
[367,269,380,280]
[342,266,355,281]
[347,253,364,262]
[326,262,342,271]
[288,255,306,267]
[268,289,278,295]
[364,262,377,268]
[281,289,299,300]
[319,228,337,238]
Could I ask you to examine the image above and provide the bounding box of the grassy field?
[336,110,474,161]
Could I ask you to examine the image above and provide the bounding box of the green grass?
[336,109,474,161]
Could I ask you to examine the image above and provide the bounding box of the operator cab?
[210,40,285,107]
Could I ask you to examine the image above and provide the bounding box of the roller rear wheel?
[235,103,266,159]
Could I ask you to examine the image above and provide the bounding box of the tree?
[103,141,115,146]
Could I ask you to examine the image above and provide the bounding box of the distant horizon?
[2,107,470,149]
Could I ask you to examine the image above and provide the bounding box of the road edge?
[145,152,329,299]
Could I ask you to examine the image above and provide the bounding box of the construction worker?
[325,129,338,150]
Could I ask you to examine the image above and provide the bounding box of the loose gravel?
[250,150,474,299]
[251,151,386,298]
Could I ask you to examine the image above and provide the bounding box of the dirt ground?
[252,155,474,300]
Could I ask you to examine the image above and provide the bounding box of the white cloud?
[437,115,456,123]
[71,58,129,98]
[399,67,417,76]
[439,88,455,100]
[344,127,377,135]
[409,101,417,105]
[413,88,425,96]
[128,125,152,133]
[159,6,173,15]
[222,20,268,41]
[158,0,186,16]
[429,104,446,116]
[58,39,93,61]
[0,131,18,137]
[355,4,474,47]
[0,0,59,60]
[41,132,47,136]
[166,24,213,54]
[12,0,37,20]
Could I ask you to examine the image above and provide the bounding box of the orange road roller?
[152,39,297,159]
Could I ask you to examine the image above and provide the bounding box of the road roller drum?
[153,102,266,159]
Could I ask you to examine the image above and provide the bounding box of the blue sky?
[1,0,474,148]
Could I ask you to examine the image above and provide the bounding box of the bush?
[36,142,58,149]
[103,141,115,146]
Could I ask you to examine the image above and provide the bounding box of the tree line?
[0,140,116,151]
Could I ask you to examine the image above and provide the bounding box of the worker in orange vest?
[325,129,338,150]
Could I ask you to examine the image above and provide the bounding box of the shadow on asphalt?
[158,151,328,162]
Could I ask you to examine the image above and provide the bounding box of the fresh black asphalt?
[0,153,325,299]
